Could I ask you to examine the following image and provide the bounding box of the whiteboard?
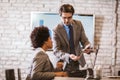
[31,12,95,47]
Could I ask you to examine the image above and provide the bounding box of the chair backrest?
[5,68,21,80]
[18,68,21,80]
[5,69,15,80]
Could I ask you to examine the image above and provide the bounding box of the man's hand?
[69,54,80,61]
[82,43,94,54]
[84,48,94,54]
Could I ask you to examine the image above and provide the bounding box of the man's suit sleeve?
[52,28,70,63]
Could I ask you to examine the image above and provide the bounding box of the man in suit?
[52,4,92,77]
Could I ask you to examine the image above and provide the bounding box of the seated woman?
[30,26,67,80]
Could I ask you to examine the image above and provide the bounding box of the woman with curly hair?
[29,26,67,80]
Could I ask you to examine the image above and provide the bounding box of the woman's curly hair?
[30,26,50,48]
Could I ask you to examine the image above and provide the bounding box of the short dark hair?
[30,26,50,48]
[59,4,74,16]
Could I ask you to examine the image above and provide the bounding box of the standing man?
[52,4,92,77]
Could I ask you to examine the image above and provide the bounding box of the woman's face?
[61,12,73,26]
[46,37,53,49]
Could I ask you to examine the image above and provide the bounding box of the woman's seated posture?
[29,26,67,80]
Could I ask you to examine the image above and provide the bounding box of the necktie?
[68,25,76,55]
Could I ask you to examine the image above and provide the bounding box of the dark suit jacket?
[31,48,55,80]
[52,19,90,67]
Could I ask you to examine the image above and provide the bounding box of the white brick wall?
[0,0,120,80]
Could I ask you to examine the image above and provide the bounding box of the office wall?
[0,0,120,80]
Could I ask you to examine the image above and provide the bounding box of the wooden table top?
[54,77,120,80]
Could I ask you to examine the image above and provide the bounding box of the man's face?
[61,12,73,26]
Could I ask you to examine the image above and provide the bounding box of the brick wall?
[0,0,120,80]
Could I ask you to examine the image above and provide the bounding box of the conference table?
[54,77,120,80]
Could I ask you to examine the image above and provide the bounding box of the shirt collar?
[35,47,46,53]
[39,47,46,53]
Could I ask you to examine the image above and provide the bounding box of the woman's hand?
[54,72,68,77]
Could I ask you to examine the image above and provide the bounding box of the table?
[54,77,84,80]
[54,77,120,80]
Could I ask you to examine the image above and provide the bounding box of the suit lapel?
[71,23,77,45]
[59,24,69,46]
[42,52,54,71]
[59,23,77,46]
